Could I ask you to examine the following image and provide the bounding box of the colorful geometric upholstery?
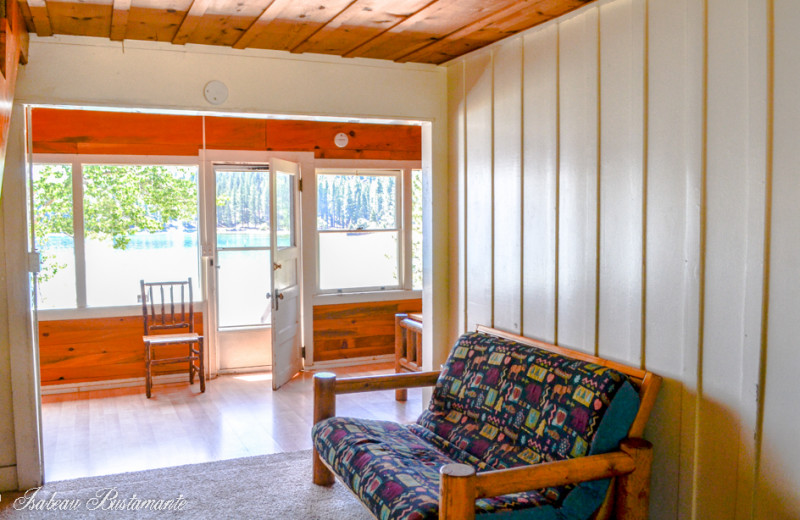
[312,331,640,519]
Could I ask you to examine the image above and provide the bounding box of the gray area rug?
[0,450,372,519]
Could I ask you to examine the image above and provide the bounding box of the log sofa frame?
[313,325,662,520]
[394,312,423,401]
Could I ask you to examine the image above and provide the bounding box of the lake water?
[36,229,398,322]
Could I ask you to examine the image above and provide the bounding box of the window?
[316,168,421,293]
[33,160,200,310]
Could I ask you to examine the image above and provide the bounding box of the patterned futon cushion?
[312,417,554,520]
[312,331,640,519]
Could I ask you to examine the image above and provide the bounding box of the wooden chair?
[140,278,205,398]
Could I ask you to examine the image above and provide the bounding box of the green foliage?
[411,170,423,290]
[82,164,197,249]
[33,164,198,281]
[32,164,73,283]
[215,169,269,230]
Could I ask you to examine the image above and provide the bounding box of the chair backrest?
[140,278,195,335]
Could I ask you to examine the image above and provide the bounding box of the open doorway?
[209,158,302,390]
[26,106,427,482]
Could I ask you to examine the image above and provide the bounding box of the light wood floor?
[41,363,424,482]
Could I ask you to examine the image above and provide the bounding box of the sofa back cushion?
[417,331,639,474]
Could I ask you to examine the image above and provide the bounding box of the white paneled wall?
[446,0,794,518]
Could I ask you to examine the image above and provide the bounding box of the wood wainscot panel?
[39,314,204,385]
[313,299,422,362]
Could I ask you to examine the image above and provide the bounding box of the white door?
[269,158,303,390]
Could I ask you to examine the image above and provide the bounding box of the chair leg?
[189,341,195,385]
[198,337,206,393]
[145,341,152,399]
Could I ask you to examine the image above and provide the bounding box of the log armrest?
[312,371,440,486]
[439,438,654,520]
[334,370,441,394]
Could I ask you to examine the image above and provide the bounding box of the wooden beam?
[289,0,433,56]
[398,0,586,63]
[233,0,289,50]
[344,0,519,61]
[18,1,35,35]
[172,0,212,45]
[110,0,131,41]
[24,0,53,37]
[234,0,355,51]
[396,0,543,63]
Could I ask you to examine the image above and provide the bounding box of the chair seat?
[143,333,201,345]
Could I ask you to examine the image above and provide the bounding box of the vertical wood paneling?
[737,1,768,518]
[697,0,758,517]
[522,26,558,344]
[449,1,793,518]
[464,52,494,331]
[448,61,467,341]
[597,0,645,365]
[757,0,800,517]
[492,40,522,334]
[645,1,704,518]
[557,10,599,354]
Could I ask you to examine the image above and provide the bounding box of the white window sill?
[312,290,421,306]
[38,302,206,321]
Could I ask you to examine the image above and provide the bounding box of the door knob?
[273,262,282,270]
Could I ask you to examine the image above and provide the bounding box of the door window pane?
[275,171,294,249]
[318,231,399,290]
[216,169,269,248]
[218,249,271,327]
[33,164,76,309]
[82,164,199,307]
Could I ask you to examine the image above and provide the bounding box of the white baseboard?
[306,354,394,370]
[0,465,18,493]
[40,373,194,395]
[216,365,271,375]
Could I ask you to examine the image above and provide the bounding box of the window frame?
[314,167,416,296]
[32,154,203,319]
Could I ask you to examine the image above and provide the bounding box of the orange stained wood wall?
[313,299,422,362]
[31,108,422,160]
[39,314,204,386]
[0,0,29,193]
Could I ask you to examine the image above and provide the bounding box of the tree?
[33,164,198,281]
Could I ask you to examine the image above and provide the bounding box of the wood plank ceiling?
[19,0,593,64]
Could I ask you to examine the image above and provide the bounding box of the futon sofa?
[311,326,661,520]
